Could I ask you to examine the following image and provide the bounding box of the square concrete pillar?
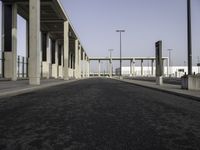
[155,41,163,85]
[29,0,41,85]
[78,45,82,78]
[182,75,200,90]
[88,60,90,77]
[85,57,89,77]
[75,39,79,79]
[52,40,59,78]
[58,45,64,78]
[130,60,133,77]
[42,33,51,79]
[98,60,101,77]
[156,76,163,85]
[132,59,136,77]
[84,55,88,78]
[109,59,112,77]
[130,59,136,77]
[63,21,69,80]
[82,51,85,78]
[85,57,88,77]
[2,3,18,81]
[167,58,169,77]
[151,59,154,76]
[141,59,144,76]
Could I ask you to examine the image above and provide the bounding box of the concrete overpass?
[89,57,169,77]
[0,0,90,85]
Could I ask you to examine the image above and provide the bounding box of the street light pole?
[197,56,200,74]
[187,0,192,75]
[116,30,125,78]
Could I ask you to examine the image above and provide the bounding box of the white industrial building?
[116,66,200,78]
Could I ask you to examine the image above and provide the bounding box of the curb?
[0,79,80,98]
[112,78,200,102]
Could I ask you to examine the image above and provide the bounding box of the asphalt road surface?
[0,78,200,150]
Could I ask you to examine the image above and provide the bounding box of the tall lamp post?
[116,30,125,78]
[197,56,200,74]
[187,0,192,75]
[108,49,114,77]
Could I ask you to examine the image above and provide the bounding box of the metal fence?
[0,52,48,79]
[17,55,28,78]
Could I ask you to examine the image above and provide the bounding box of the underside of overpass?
[0,0,90,85]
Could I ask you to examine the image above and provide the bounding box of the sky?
[60,0,200,67]
[0,0,200,71]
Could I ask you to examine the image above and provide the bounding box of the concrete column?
[82,52,86,78]
[42,33,51,79]
[162,59,165,77]
[155,41,163,85]
[141,59,144,76]
[75,39,79,79]
[86,57,89,77]
[130,59,133,77]
[98,60,101,77]
[29,0,41,85]
[78,45,82,78]
[132,59,136,77]
[52,40,59,78]
[84,54,86,78]
[63,21,69,80]
[109,59,112,77]
[84,55,87,78]
[58,45,64,78]
[2,3,17,80]
[151,59,154,76]
[88,60,90,77]
[167,58,169,77]
[81,51,84,77]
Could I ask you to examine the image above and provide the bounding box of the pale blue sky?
[0,0,199,68]
[60,0,200,66]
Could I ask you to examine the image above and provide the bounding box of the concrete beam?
[90,57,169,61]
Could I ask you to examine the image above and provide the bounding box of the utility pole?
[187,0,192,75]
[198,56,200,74]
[116,30,125,78]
